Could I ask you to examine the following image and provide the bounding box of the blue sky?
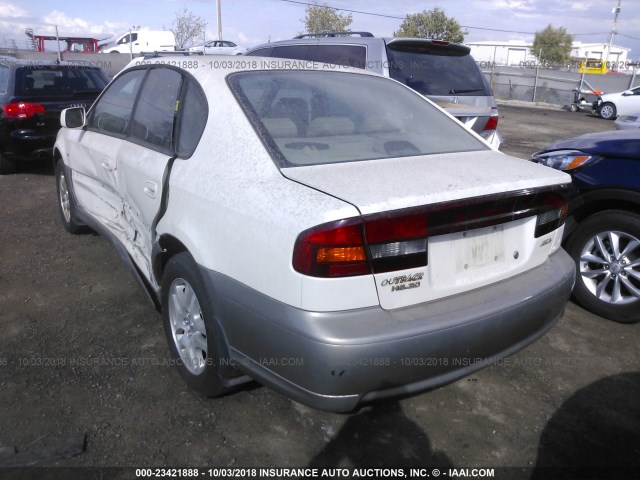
[1,0,640,56]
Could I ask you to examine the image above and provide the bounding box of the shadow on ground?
[306,401,453,470]
[532,372,640,480]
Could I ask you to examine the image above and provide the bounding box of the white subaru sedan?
[54,57,575,412]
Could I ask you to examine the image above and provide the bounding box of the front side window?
[89,69,145,134]
[229,71,487,167]
[130,68,182,150]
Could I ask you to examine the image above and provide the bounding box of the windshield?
[229,70,487,167]
[386,43,491,97]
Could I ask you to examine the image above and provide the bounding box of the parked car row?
[3,32,638,413]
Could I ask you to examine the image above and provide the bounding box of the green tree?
[394,7,466,43]
[531,25,573,66]
[301,2,352,35]
[170,8,207,49]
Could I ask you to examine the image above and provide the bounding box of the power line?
[277,0,627,39]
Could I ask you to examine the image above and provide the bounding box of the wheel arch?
[565,189,640,242]
[53,147,63,170]
[152,234,190,289]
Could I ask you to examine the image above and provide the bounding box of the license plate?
[454,225,505,272]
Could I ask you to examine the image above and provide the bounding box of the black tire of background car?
[55,161,89,234]
[566,210,640,324]
[598,102,617,120]
[0,153,16,175]
[161,252,232,397]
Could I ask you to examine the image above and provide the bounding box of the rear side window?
[90,69,146,134]
[15,67,108,96]
[248,44,366,69]
[229,71,487,167]
[386,43,491,96]
[311,45,366,68]
[176,79,208,158]
[130,68,183,150]
[270,45,312,61]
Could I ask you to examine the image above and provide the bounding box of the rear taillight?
[2,102,46,119]
[483,108,499,131]
[292,218,370,278]
[293,187,569,278]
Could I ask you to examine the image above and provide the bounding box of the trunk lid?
[283,150,571,309]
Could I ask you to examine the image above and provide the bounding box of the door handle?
[143,181,158,199]
[101,158,113,171]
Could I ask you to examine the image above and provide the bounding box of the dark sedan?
[531,130,640,323]
[0,56,108,174]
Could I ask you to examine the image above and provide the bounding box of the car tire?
[55,161,88,234]
[0,153,16,175]
[161,252,233,396]
[598,102,617,120]
[566,210,640,323]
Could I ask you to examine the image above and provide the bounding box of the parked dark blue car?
[531,130,640,323]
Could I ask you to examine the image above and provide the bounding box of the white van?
[100,30,176,54]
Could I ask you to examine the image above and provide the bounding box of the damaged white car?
[54,57,575,412]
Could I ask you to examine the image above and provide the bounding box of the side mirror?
[622,90,634,96]
[60,107,86,128]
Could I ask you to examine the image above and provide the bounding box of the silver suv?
[246,32,500,148]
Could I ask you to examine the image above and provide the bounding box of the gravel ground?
[0,104,638,480]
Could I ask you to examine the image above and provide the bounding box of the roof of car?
[123,54,381,79]
[246,34,470,53]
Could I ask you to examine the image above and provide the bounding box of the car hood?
[600,92,624,101]
[539,129,640,160]
[281,149,570,215]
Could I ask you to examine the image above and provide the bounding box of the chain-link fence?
[483,65,640,107]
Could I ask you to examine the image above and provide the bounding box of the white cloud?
[0,3,26,18]
[40,10,128,37]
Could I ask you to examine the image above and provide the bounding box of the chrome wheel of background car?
[567,210,640,323]
[167,277,208,375]
[579,231,640,305]
[599,102,617,120]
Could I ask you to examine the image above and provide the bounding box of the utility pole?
[217,0,222,40]
[606,0,622,66]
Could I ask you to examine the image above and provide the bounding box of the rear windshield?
[386,43,491,96]
[15,66,108,96]
[228,70,487,167]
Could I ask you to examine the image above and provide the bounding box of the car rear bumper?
[202,249,575,412]
[2,129,56,161]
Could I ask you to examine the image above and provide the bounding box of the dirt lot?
[1,104,639,479]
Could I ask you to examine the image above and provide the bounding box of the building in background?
[467,40,631,70]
